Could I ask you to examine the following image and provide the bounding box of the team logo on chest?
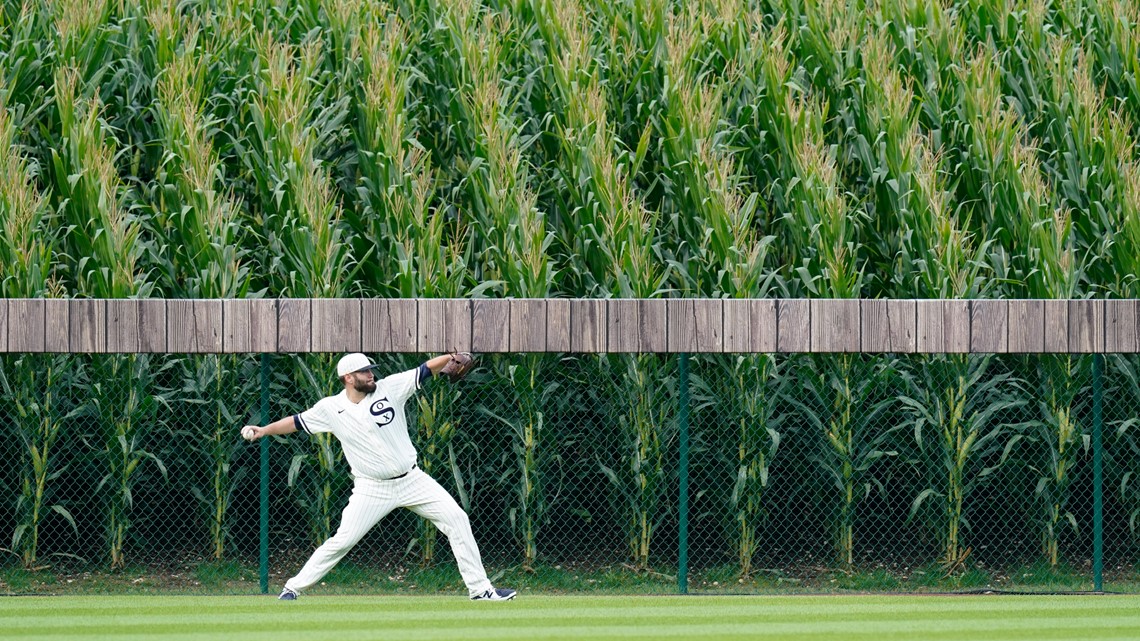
[369,397,396,428]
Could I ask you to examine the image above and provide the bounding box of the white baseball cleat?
[470,587,516,601]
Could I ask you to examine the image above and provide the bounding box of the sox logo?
[370,397,395,428]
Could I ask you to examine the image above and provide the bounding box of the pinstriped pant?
[284,468,493,596]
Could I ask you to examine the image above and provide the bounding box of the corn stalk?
[81,354,171,570]
[284,355,350,545]
[657,3,770,298]
[412,384,462,566]
[1086,0,1140,132]
[50,66,147,299]
[149,8,251,300]
[165,355,256,561]
[901,355,1025,572]
[0,93,73,570]
[655,3,788,575]
[597,355,675,571]
[539,0,680,571]
[241,34,358,298]
[1109,354,1140,546]
[959,12,1091,567]
[1,356,82,570]
[438,0,557,568]
[351,14,467,299]
[237,31,358,546]
[784,355,899,566]
[533,0,664,298]
[50,60,161,569]
[690,354,782,577]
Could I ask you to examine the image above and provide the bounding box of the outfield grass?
[1,595,1139,641]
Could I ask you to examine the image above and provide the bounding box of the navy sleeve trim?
[417,363,432,385]
[293,414,310,434]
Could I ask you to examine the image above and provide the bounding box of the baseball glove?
[440,352,475,382]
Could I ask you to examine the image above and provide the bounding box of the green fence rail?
[2,352,1139,595]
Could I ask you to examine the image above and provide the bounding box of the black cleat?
[470,587,516,601]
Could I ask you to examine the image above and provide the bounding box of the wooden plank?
[107,299,140,352]
[44,299,69,352]
[69,299,106,353]
[1105,300,1138,353]
[777,299,810,352]
[666,299,696,353]
[278,298,311,352]
[8,299,45,352]
[916,299,944,352]
[863,299,917,353]
[943,300,970,353]
[443,299,472,352]
[693,299,723,352]
[167,300,195,352]
[570,299,605,353]
[607,299,639,353]
[1069,299,1104,353]
[811,299,859,352]
[639,300,667,353]
[417,299,447,352]
[546,299,570,352]
[510,299,547,352]
[249,299,277,352]
[723,299,752,352]
[362,299,417,352]
[1044,299,1069,353]
[969,300,1008,353]
[139,299,167,353]
[886,300,918,353]
[0,297,6,352]
[860,299,889,353]
[168,299,223,353]
[223,299,252,353]
[311,299,361,353]
[1008,300,1045,353]
[754,299,778,352]
[197,299,223,353]
[472,299,510,352]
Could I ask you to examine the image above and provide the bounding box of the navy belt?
[384,464,416,481]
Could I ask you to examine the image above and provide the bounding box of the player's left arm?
[423,354,451,376]
[384,355,453,405]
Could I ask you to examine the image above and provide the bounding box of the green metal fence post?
[1093,353,1104,592]
[260,353,271,594]
[678,353,690,595]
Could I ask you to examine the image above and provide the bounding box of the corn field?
[3,0,1140,593]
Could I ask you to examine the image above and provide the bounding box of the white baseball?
[242,426,258,441]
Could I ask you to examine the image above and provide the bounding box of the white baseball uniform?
[282,364,493,597]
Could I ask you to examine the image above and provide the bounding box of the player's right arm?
[244,400,335,442]
[241,416,298,442]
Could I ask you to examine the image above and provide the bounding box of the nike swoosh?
[337,409,345,414]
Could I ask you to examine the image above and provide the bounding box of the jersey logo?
[369,397,396,428]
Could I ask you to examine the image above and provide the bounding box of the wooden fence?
[0,298,1135,354]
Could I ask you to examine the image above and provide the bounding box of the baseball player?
[241,352,516,601]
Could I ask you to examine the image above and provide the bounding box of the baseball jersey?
[293,365,430,481]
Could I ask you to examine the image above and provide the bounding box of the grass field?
[1,595,1139,641]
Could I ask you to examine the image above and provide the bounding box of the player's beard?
[353,378,376,394]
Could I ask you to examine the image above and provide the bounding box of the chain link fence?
[2,351,1139,594]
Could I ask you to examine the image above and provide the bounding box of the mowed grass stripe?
[1,595,1139,641]
[1,600,1135,623]
[6,622,1140,641]
[2,594,1137,617]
